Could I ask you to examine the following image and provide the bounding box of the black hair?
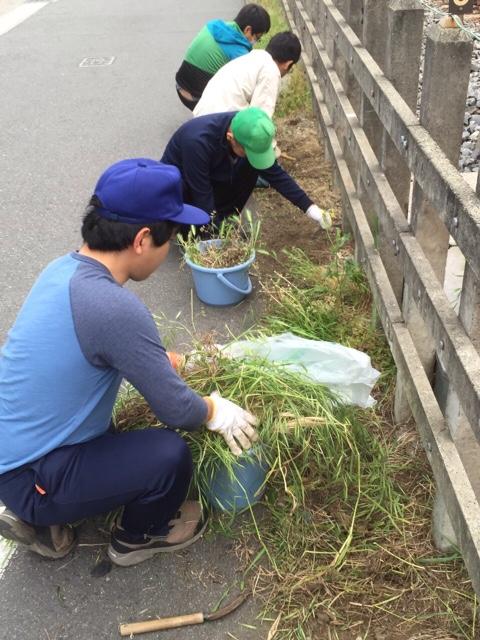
[234,4,271,35]
[266,31,301,64]
[81,196,178,251]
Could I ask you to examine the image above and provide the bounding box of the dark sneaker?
[108,501,208,567]
[0,506,77,560]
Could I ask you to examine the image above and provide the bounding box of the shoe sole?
[107,518,208,568]
[0,517,77,560]
[27,536,77,560]
[0,514,35,545]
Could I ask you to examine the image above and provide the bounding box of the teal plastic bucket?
[185,240,255,307]
[203,448,268,514]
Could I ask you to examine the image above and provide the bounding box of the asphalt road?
[0,0,260,347]
[0,1,264,638]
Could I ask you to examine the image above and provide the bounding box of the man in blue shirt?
[161,107,332,230]
[0,160,258,567]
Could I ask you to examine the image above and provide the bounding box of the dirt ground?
[254,115,342,278]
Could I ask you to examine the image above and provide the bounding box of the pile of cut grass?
[262,236,396,405]
[114,352,404,634]
[114,242,477,639]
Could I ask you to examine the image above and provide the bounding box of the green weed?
[177,211,261,269]
[113,244,476,638]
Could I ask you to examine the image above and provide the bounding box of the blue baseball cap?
[93,159,210,226]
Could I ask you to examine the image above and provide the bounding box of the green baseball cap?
[231,107,276,170]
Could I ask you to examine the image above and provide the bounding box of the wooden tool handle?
[119,612,204,636]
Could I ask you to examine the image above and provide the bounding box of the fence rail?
[281,0,480,596]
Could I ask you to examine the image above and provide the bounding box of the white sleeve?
[249,67,281,118]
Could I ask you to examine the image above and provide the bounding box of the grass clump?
[178,212,261,269]
[262,234,396,403]
[114,350,403,629]
[113,240,477,638]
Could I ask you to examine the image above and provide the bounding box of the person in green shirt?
[175,3,271,111]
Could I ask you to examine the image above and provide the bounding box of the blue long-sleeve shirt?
[0,253,207,474]
[160,111,313,215]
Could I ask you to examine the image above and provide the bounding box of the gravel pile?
[462,43,480,172]
[427,2,480,171]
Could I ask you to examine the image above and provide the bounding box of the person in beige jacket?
[193,31,301,118]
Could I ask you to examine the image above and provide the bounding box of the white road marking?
[1,0,53,581]
[0,538,15,579]
[0,1,49,37]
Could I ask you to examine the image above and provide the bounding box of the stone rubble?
[427,2,480,171]
[461,40,480,171]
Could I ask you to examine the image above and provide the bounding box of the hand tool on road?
[119,592,248,636]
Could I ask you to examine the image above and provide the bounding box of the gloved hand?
[306,204,332,230]
[206,391,259,456]
[166,351,185,371]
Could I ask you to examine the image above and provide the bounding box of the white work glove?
[306,204,332,230]
[206,391,259,456]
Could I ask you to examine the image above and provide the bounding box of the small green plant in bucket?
[178,211,260,269]
[179,212,261,306]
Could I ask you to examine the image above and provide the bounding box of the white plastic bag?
[220,332,380,408]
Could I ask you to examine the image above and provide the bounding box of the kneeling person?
[194,31,302,118]
[175,3,271,110]
[161,107,332,230]
[0,160,257,567]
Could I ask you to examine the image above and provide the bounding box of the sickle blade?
[204,593,249,622]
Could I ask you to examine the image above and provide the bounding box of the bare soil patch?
[255,115,342,278]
